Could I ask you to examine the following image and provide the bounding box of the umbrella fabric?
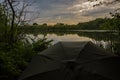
[76,56,120,80]
[19,41,119,80]
[19,42,88,80]
[77,42,114,63]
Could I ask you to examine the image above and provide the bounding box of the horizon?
[31,18,106,25]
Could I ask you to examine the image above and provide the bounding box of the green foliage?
[0,4,8,42]
[77,18,106,30]
[100,11,120,31]
[100,18,120,30]
[32,38,53,52]
[0,2,52,80]
[20,18,108,32]
[42,23,47,26]
[0,39,52,80]
[113,42,120,56]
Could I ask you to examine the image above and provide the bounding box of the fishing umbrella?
[19,42,120,80]
[74,42,120,80]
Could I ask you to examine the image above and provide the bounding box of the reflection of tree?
[112,36,120,55]
[78,32,120,55]
[25,31,118,42]
[25,30,120,55]
[77,32,118,42]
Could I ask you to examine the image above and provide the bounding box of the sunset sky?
[0,0,120,25]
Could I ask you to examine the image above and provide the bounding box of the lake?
[25,31,120,55]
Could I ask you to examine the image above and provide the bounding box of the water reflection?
[25,34,92,44]
[25,31,120,55]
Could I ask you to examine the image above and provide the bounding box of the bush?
[0,39,52,80]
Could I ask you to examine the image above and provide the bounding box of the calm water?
[25,31,120,55]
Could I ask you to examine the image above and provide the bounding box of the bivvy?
[19,41,120,80]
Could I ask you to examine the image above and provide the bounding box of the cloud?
[68,0,120,17]
[68,0,118,13]
[1,0,118,24]
[82,6,112,16]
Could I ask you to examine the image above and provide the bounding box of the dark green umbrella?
[19,42,120,80]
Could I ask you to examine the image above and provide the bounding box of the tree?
[88,0,120,6]
[0,1,53,80]
[88,0,120,30]
[33,23,38,26]
[0,3,7,41]
[0,0,32,45]
[42,23,47,26]
[7,0,15,43]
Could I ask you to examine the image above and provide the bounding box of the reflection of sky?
[25,34,92,44]
[0,0,119,24]
[45,34,92,44]
[25,33,111,50]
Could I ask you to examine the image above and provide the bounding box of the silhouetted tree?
[33,23,38,26]
[0,0,32,44]
[42,23,47,26]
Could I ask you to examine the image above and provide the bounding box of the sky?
[0,0,120,25]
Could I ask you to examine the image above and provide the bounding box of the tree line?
[21,16,120,32]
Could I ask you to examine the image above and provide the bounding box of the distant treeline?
[20,18,111,31]
[21,18,106,31]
